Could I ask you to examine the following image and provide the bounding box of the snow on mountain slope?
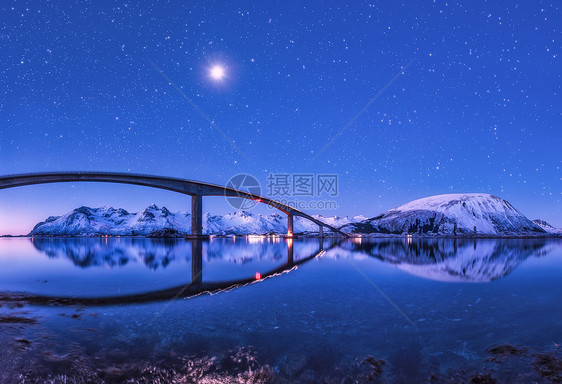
[30,204,192,236]
[533,219,562,234]
[29,205,360,236]
[341,193,547,236]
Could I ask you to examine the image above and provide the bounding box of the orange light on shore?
[255,272,261,280]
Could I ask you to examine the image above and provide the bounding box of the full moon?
[209,65,225,80]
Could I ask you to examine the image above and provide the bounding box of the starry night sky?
[1,1,561,234]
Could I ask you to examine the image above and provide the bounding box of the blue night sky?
[1,0,561,235]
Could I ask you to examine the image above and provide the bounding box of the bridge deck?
[0,172,349,237]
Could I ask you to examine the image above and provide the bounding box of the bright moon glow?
[210,65,225,80]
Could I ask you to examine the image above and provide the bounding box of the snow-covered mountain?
[27,194,555,237]
[341,193,548,236]
[533,219,562,234]
[29,205,363,236]
[30,205,191,236]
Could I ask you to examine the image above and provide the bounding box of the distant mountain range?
[28,194,560,237]
[29,204,365,236]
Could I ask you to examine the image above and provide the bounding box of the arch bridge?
[0,172,348,237]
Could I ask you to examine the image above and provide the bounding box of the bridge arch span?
[0,172,348,237]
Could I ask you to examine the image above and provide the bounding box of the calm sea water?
[0,237,561,383]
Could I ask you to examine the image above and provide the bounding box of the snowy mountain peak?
[391,193,505,212]
[233,210,254,217]
[343,193,547,236]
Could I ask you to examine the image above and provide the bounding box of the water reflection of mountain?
[344,238,554,282]
[30,237,557,282]
[30,238,300,270]
[31,238,190,269]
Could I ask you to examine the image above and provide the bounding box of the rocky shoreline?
[3,333,561,384]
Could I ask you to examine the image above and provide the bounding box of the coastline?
[2,233,560,239]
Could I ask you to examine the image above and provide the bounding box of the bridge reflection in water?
[1,238,332,307]
[1,236,548,309]
[190,238,312,289]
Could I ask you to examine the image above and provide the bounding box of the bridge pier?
[319,225,324,237]
[191,240,203,286]
[287,214,293,236]
[191,194,203,237]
